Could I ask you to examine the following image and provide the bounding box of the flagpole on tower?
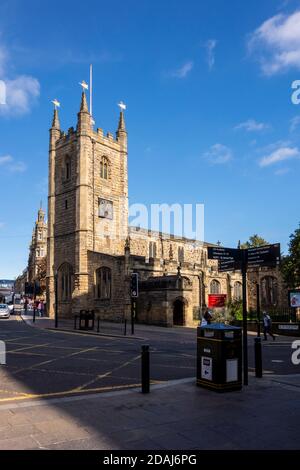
[90,64,93,119]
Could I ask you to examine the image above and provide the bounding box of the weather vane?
[79,80,89,91]
[51,99,60,109]
[118,101,126,111]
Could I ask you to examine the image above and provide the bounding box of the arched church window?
[58,263,73,302]
[210,279,221,294]
[233,281,242,300]
[95,267,111,300]
[100,157,109,179]
[261,276,278,307]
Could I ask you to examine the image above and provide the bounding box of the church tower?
[47,92,129,317]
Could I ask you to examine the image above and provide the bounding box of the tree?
[240,234,269,249]
[281,224,300,288]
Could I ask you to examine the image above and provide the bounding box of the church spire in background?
[117,110,126,132]
[116,101,127,141]
[80,91,89,113]
[51,99,60,129]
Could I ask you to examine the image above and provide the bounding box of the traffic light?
[130,273,139,298]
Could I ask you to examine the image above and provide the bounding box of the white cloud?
[170,61,194,78]
[202,143,233,164]
[235,119,270,132]
[290,115,300,132]
[0,154,27,173]
[0,154,13,165]
[0,36,40,116]
[205,39,217,70]
[248,10,300,75]
[259,146,300,167]
[0,75,40,117]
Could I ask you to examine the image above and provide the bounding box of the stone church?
[46,92,286,326]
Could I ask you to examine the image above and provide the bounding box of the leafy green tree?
[281,224,300,288]
[240,234,268,249]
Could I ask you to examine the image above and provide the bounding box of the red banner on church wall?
[208,294,227,308]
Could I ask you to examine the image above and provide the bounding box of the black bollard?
[131,300,135,335]
[124,319,127,336]
[141,345,150,393]
[33,307,36,323]
[97,317,100,333]
[254,337,263,378]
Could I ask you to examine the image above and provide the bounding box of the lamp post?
[54,270,58,328]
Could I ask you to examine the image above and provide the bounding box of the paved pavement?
[0,375,299,450]
[0,317,299,449]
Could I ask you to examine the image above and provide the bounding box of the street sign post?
[207,246,242,273]
[246,244,281,269]
[208,243,281,386]
[207,246,241,261]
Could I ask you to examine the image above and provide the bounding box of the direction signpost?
[208,243,281,386]
[246,244,280,269]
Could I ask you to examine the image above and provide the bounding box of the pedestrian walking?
[202,308,212,326]
[263,311,275,341]
[37,301,42,317]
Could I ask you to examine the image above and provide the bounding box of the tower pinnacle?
[51,108,60,130]
[80,91,89,113]
[117,111,126,132]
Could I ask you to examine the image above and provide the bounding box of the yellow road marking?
[0,388,31,397]
[0,382,142,403]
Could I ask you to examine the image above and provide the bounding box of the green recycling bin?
[197,323,242,392]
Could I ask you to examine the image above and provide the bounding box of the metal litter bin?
[79,309,95,331]
[197,323,242,392]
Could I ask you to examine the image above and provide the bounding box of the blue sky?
[0,0,300,278]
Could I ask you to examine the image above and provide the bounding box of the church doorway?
[173,299,185,326]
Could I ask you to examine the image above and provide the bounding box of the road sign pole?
[131,298,135,335]
[256,283,261,338]
[242,249,248,386]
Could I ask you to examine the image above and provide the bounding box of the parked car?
[0,304,10,319]
[7,303,14,313]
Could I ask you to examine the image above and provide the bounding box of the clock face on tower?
[99,198,113,220]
